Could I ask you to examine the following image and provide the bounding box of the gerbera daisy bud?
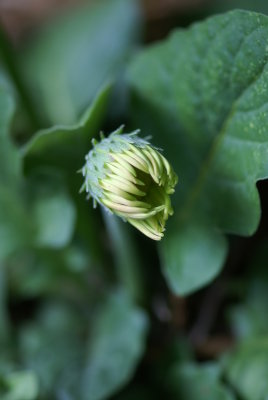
[80,126,178,241]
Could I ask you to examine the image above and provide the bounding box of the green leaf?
[169,362,235,400]
[1,371,39,400]
[81,291,148,400]
[0,84,33,260]
[22,84,111,173]
[161,223,227,295]
[128,10,268,294]
[22,0,141,124]
[224,338,268,400]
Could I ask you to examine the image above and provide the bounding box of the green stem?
[102,211,145,304]
[0,27,41,131]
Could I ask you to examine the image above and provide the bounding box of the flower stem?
[102,210,145,304]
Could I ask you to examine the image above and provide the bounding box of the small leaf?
[128,10,268,294]
[81,291,148,400]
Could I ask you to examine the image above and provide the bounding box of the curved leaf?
[21,84,111,172]
[128,10,268,294]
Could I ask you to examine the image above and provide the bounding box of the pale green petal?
[102,199,149,214]
[107,163,141,184]
[110,153,137,176]
[128,219,163,241]
[124,149,149,171]
[116,205,165,220]
[100,180,140,199]
[105,176,146,196]
[106,172,145,187]
[105,192,150,208]
[119,153,149,173]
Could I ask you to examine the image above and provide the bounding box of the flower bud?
[80,126,178,240]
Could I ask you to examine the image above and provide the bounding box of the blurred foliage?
[228,242,268,339]
[224,338,268,400]
[0,370,39,400]
[222,241,268,400]
[1,0,268,399]
[21,0,142,125]
[168,362,235,400]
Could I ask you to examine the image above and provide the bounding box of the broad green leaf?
[128,10,268,294]
[1,371,39,400]
[169,362,235,400]
[224,338,268,400]
[22,84,111,173]
[22,0,141,124]
[81,291,148,400]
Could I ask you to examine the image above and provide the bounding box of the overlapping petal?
[81,126,178,240]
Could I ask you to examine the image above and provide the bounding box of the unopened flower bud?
[80,126,178,240]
